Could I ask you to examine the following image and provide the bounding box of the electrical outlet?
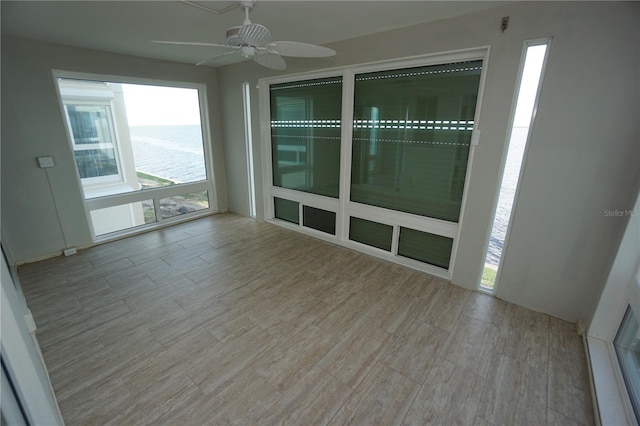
[63,247,77,256]
[37,156,55,168]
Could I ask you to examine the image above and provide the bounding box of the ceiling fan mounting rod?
[238,1,255,9]
[239,1,255,26]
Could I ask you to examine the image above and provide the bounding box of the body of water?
[129,125,206,183]
[486,126,528,266]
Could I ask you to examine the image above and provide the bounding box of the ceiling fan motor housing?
[226,27,242,46]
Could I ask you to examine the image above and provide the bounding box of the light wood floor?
[19,213,594,425]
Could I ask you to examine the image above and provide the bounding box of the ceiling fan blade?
[238,23,271,46]
[269,41,336,58]
[152,40,236,49]
[196,49,240,66]
[254,51,286,70]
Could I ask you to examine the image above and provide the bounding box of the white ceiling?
[1,1,507,68]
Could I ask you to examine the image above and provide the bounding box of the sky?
[121,84,201,126]
[513,44,547,127]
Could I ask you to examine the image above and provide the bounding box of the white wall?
[1,36,227,262]
[216,1,640,322]
[1,251,63,424]
[588,187,640,338]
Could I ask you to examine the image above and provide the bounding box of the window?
[349,217,393,252]
[58,79,208,198]
[274,197,299,224]
[397,227,454,269]
[159,190,210,219]
[270,76,342,198]
[90,200,156,236]
[351,61,482,222]
[481,40,549,290]
[614,306,640,422]
[55,74,215,239]
[65,103,120,180]
[261,50,486,278]
[303,206,336,235]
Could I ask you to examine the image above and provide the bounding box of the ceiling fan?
[153,0,336,70]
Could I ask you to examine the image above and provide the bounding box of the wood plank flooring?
[18,213,595,425]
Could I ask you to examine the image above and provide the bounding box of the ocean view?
[486,126,528,266]
[129,124,206,183]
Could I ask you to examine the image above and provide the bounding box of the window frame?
[613,304,640,421]
[587,188,640,425]
[62,100,124,186]
[269,76,343,199]
[52,70,218,242]
[588,270,640,426]
[259,47,490,279]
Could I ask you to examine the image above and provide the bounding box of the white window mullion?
[242,83,256,217]
[298,203,304,228]
[391,225,400,255]
[153,197,162,223]
[337,69,355,242]
[258,79,275,220]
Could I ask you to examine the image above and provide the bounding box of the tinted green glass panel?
[349,217,393,251]
[303,206,336,235]
[351,61,482,222]
[274,197,299,224]
[271,77,342,198]
[398,227,453,269]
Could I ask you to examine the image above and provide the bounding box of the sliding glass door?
[351,61,481,222]
[261,49,487,278]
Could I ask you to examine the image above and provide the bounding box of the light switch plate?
[37,156,55,168]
